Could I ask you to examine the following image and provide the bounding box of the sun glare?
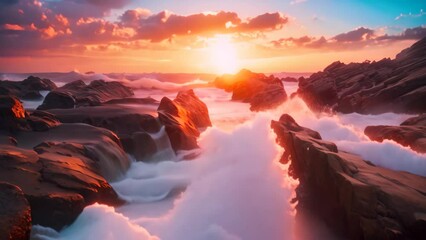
[209,35,239,74]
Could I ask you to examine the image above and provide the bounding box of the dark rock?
[37,91,75,110]
[38,80,134,110]
[130,132,158,161]
[104,97,159,105]
[281,76,298,82]
[46,105,160,136]
[214,69,287,111]
[0,95,30,132]
[0,182,31,240]
[0,131,128,230]
[21,76,56,91]
[27,110,60,131]
[297,37,426,114]
[0,121,130,230]
[365,114,426,154]
[272,114,426,239]
[0,76,56,101]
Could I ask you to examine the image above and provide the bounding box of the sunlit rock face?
[272,114,426,240]
[38,79,134,110]
[365,114,426,154]
[0,182,31,240]
[0,76,57,100]
[0,132,129,230]
[214,69,287,111]
[158,89,212,152]
[297,37,426,114]
[0,95,30,131]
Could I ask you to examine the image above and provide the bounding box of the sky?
[0,0,425,74]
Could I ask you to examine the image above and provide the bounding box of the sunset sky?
[1,0,425,74]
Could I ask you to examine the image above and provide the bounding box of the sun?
[208,35,239,74]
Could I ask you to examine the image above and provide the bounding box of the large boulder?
[272,114,426,239]
[0,123,130,230]
[297,37,426,114]
[0,95,30,132]
[0,76,56,100]
[157,89,212,152]
[0,183,31,240]
[37,91,75,110]
[214,69,287,111]
[37,80,134,110]
[365,114,426,154]
[45,105,161,161]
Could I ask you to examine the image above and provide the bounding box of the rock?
[0,123,130,230]
[272,114,426,239]
[104,97,159,105]
[297,37,426,114]
[44,105,161,160]
[20,76,57,91]
[0,182,31,240]
[158,97,199,151]
[214,69,287,111]
[157,90,211,152]
[0,76,56,100]
[401,114,426,126]
[365,114,426,154]
[37,91,75,110]
[0,95,30,132]
[174,89,212,128]
[37,80,134,110]
[27,110,60,131]
[281,76,298,82]
[129,132,158,161]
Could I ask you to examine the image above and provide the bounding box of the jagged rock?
[37,80,134,110]
[272,114,426,239]
[0,76,56,100]
[174,89,212,128]
[214,69,287,111]
[157,89,211,152]
[0,123,130,230]
[27,110,60,131]
[0,122,130,230]
[365,114,426,154]
[297,37,426,114]
[0,182,31,240]
[0,95,30,131]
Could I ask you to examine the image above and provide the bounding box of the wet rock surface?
[365,114,426,154]
[38,80,134,110]
[0,76,56,100]
[0,182,32,240]
[297,37,426,114]
[272,114,426,240]
[157,89,212,152]
[214,69,287,111]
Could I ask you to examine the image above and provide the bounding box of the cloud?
[395,9,425,20]
[378,26,426,40]
[119,11,287,42]
[0,1,290,56]
[236,12,288,32]
[120,10,242,42]
[333,27,375,42]
[270,26,426,50]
